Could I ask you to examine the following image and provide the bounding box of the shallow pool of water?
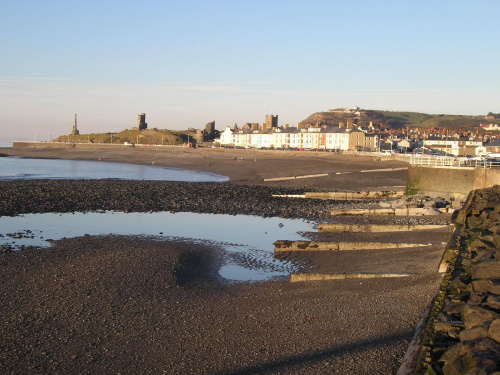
[0,212,316,282]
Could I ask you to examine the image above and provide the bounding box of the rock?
[487,206,500,223]
[470,279,500,295]
[467,216,487,230]
[459,322,490,342]
[442,301,467,317]
[462,305,500,330]
[441,337,500,371]
[489,319,500,344]
[461,337,500,357]
[423,200,436,208]
[467,292,486,306]
[455,209,468,226]
[485,295,500,311]
[471,261,500,280]
[468,237,496,252]
[448,277,468,294]
[435,321,462,339]
[435,200,449,209]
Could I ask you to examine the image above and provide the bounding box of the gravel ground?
[1,236,443,375]
[0,179,385,221]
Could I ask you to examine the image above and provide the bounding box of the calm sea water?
[0,156,229,182]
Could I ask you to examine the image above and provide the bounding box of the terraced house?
[220,125,379,151]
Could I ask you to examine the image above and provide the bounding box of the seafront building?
[423,135,485,156]
[220,125,379,152]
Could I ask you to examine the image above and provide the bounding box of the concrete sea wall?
[407,165,500,198]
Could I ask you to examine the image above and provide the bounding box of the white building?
[220,126,378,152]
[423,136,484,156]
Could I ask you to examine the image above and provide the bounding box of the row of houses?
[219,125,379,151]
[219,126,500,156]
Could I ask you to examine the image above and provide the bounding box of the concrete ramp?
[305,191,404,200]
[274,240,431,252]
[318,223,451,233]
[330,207,444,216]
[291,273,412,282]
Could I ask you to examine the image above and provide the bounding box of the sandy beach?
[0,147,449,374]
[1,146,409,190]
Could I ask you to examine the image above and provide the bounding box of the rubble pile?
[418,185,500,374]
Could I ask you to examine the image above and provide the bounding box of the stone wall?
[12,142,187,150]
[414,185,500,374]
[13,142,75,149]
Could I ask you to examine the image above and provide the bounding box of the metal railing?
[410,155,500,168]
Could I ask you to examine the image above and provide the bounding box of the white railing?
[410,155,500,168]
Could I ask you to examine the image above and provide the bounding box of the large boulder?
[489,319,500,344]
[471,260,500,280]
[470,279,500,295]
[462,305,500,330]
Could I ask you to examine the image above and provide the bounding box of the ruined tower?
[138,113,147,130]
[264,115,278,130]
[72,114,79,135]
[204,121,216,141]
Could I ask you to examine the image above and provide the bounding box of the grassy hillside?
[299,110,500,131]
[54,128,196,145]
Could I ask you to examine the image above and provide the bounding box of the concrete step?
[291,273,412,282]
[318,223,451,233]
[274,240,431,252]
[305,191,404,200]
[330,207,448,216]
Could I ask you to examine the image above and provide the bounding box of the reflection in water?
[0,212,316,282]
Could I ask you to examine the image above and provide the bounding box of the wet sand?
[0,147,447,374]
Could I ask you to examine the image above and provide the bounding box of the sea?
[0,156,315,282]
[0,156,229,182]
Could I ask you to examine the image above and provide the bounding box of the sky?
[1,0,499,142]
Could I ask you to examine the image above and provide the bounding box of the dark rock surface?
[418,185,500,374]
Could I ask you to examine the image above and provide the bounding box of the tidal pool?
[0,211,316,282]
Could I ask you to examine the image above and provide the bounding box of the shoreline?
[0,146,410,190]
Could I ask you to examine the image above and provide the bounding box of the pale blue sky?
[1,0,499,142]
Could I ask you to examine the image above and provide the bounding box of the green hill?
[54,128,196,145]
[299,109,500,131]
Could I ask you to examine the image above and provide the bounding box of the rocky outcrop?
[415,185,500,374]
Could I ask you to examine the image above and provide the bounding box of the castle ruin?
[138,113,147,130]
[264,115,278,130]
